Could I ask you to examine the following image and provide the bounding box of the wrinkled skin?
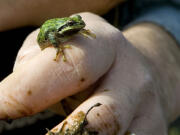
[0,12,180,135]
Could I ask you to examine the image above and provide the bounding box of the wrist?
[123,22,180,122]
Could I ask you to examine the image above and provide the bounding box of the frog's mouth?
[58,21,85,35]
[60,28,81,35]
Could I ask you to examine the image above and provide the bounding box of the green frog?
[37,15,95,61]
[47,103,101,135]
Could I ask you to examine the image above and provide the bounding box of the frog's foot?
[54,47,62,61]
[83,103,102,126]
[54,45,71,62]
[62,45,71,62]
[79,29,96,39]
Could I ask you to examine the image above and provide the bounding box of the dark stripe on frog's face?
[58,23,85,37]
[57,16,85,36]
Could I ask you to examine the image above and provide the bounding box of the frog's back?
[37,17,68,44]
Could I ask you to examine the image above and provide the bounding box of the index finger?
[0,12,120,119]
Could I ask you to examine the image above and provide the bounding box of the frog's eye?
[67,21,75,26]
[70,15,82,20]
[76,15,82,20]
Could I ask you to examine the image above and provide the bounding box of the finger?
[0,13,120,119]
[45,93,133,135]
[45,38,148,135]
[13,12,112,71]
[49,84,97,116]
[44,25,161,135]
[45,81,142,135]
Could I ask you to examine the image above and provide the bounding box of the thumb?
[45,95,123,135]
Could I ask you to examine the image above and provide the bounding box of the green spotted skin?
[37,15,85,50]
[47,103,101,135]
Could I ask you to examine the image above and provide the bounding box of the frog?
[37,15,96,61]
[47,103,102,135]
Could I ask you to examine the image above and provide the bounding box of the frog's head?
[58,15,85,36]
[37,15,86,50]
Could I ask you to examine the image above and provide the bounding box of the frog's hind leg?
[79,29,96,39]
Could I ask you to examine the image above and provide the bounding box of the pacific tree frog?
[37,15,95,61]
[47,103,101,135]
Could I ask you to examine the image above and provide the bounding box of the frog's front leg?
[54,47,62,61]
[79,29,96,39]
[48,32,71,62]
[54,45,71,62]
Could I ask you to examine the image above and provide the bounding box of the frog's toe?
[54,54,59,61]
[53,48,61,61]
[64,45,71,49]
[62,55,67,62]
[53,45,70,62]
[53,55,59,61]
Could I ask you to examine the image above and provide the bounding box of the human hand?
[0,13,179,135]
[0,12,117,119]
